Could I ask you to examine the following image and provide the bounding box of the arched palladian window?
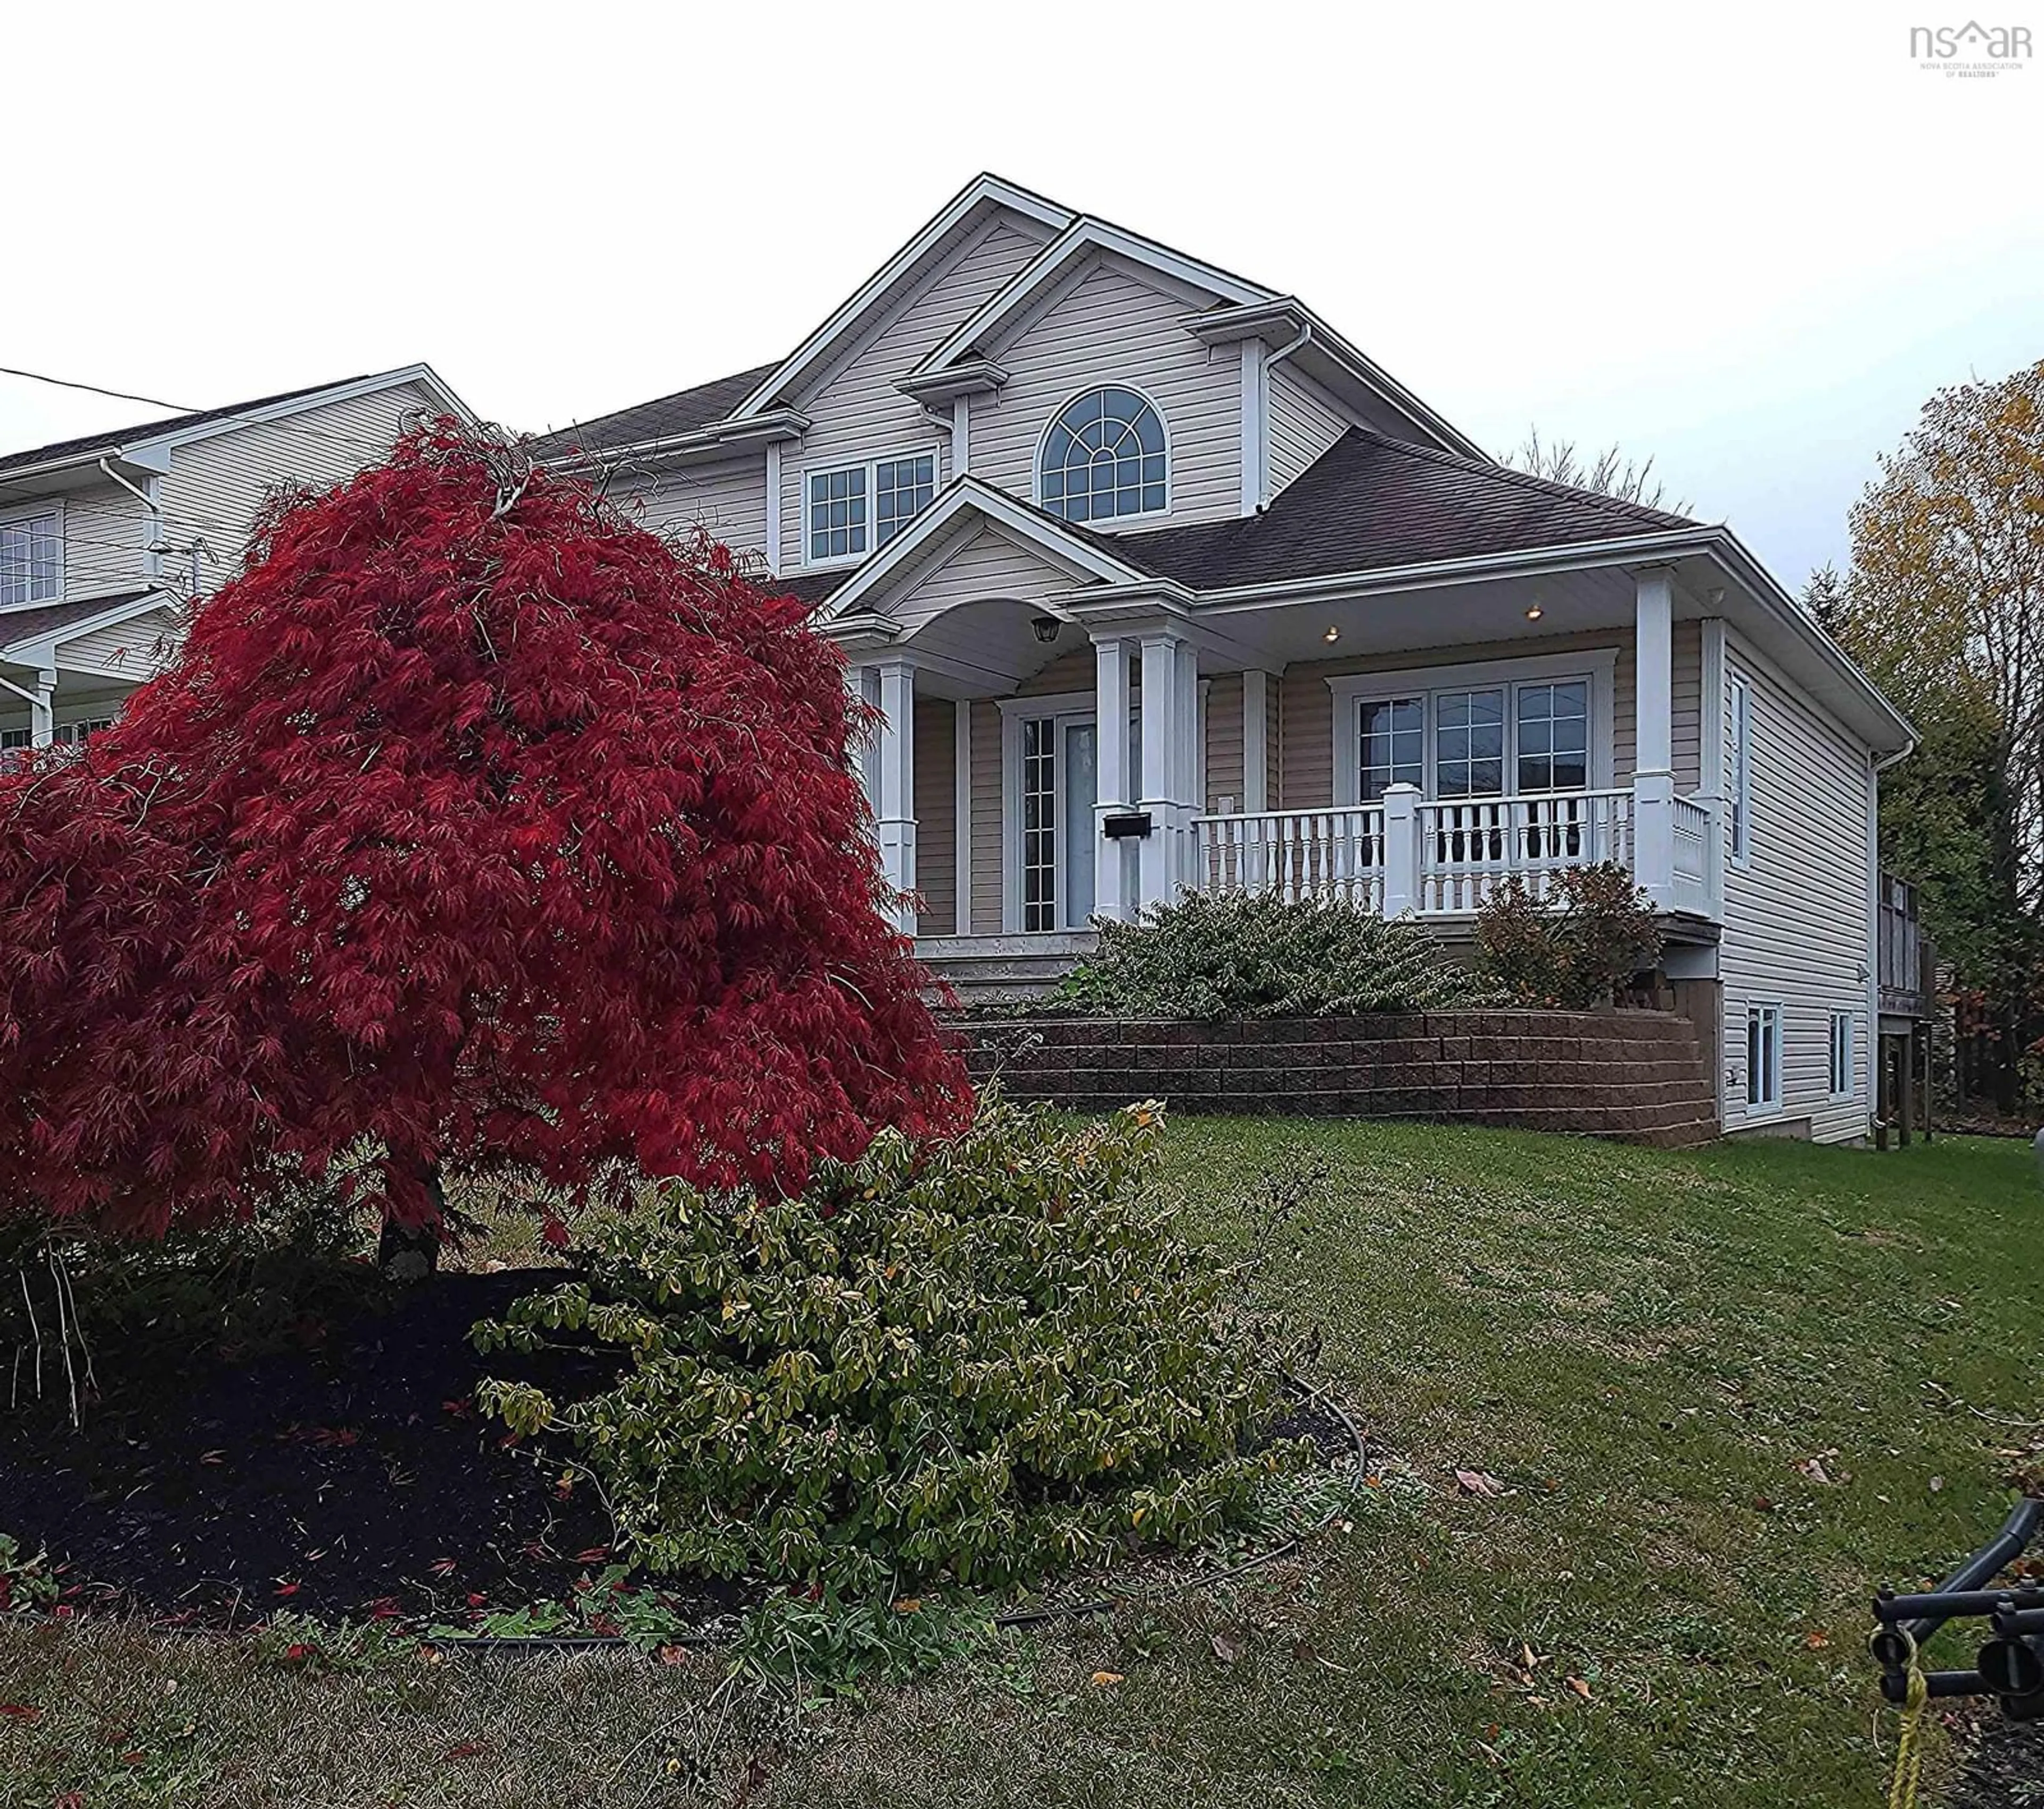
[1039,387,1167,524]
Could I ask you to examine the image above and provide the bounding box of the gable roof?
[726,175,1075,423]
[525,361,782,463]
[0,366,469,481]
[910,216,1278,380]
[1102,431,1698,591]
[0,591,159,654]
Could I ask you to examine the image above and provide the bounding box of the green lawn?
[4,1123,2040,1807]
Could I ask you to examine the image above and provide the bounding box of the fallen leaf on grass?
[1210,1633,1242,1664]
[444,1742,487,1761]
[1804,1631,1831,1650]
[1090,1671,1124,1688]
[0,1704,42,1721]
[1566,1676,1593,1700]
[1455,1470,1507,1499]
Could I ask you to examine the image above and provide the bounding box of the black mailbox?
[1102,811,1153,839]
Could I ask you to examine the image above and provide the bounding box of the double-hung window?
[1,507,61,607]
[805,453,936,565]
[1746,1003,1783,1112]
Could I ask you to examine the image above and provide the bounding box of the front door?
[1019,712,1097,931]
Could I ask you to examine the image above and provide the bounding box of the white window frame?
[1727,670,1753,868]
[1033,383,1173,529]
[800,448,939,570]
[1745,1001,1783,1114]
[1327,651,1619,804]
[1828,1009,1855,1100]
[0,498,65,610]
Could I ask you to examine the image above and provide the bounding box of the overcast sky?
[5,1,2038,589]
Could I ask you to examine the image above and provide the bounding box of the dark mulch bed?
[0,1268,738,1633]
[1951,1714,2044,1806]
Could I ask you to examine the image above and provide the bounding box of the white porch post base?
[1381,783,1422,916]
[1632,769,1677,910]
[874,660,918,934]
[1136,632,1192,912]
[1092,636,1133,923]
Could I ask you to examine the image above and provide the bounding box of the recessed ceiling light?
[1524,605,1544,621]
[1323,626,1341,643]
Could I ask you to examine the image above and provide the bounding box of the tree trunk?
[376,1166,446,1282]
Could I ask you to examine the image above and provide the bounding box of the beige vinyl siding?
[161,382,435,594]
[892,524,1074,624]
[1718,635,1873,1144]
[969,700,1003,933]
[1275,628,1703,808]
[1267,366,1351,496]
[913,698,958,935]
[971,259,1242,528]
[59,605,180,679]
[1204,672,1243,812]
[1015,648,1094,698]
[784,221,1046,574]
[607,455,768,563]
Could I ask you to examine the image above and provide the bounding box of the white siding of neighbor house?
[1717,632,1874,1144]
[783,219,1049,574]
[48,480,157,603]
[59,605,182,679]
[1267,365,1352,497]
[605,455,769,566]
[970,257,1242,529]
[160,382,439,595]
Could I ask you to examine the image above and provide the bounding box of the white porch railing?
[1416,788,1635,914]
[1194,807,1386,910]
[1191,783,1721,920]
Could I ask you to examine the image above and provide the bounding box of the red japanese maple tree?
[0,422,969,1239]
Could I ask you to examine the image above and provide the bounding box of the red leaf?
[540,1214,570,1251]
[0,1704,42,1721]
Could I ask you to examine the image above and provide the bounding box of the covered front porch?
[828,516,1722,958]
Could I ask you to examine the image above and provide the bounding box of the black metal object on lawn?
[1871,1497,2044,1717]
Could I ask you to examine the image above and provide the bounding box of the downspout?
[97,455,164,584]
[1254,323,1313,511]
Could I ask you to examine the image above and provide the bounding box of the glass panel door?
[1021,718,1058,932]
[1062,721,1097,927]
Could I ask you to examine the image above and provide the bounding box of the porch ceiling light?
[1031,615,1061,645]
[1524,604,1544,621]
[1322,626,1340,643]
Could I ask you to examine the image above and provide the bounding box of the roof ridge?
[1345,426,1697,529]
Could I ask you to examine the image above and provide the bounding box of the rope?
[1887,1631,1928,1809]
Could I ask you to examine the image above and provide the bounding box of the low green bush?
[1043,889,1489,1020]
[1473,864,1664,1008]
[473,1093,1301,1596]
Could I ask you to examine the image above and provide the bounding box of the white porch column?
[1632,568,1677,910]
[29,671,54,748]
[1381,782,1422,917]
[1241,670,1271,813]
[1092,637,1133,923]
[1137,631,1194,911]
[873,659,918,934]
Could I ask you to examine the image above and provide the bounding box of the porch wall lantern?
[1031,616,1061,645]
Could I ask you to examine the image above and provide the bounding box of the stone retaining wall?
[957,1010,1718,1148]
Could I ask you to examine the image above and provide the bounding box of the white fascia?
[812,477,1155,623]
[726,176,1075,423]
[909,217,1278,381]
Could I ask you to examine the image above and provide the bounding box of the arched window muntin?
[1037,385,1169,525]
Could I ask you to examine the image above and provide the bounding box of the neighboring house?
[0,365,471,758]
[535,173,1913,1143]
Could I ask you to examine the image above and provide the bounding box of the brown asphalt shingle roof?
[0,590,162,654]
[1105,430,1696,590]
[0,378,384,478]
[527,363,783,462]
